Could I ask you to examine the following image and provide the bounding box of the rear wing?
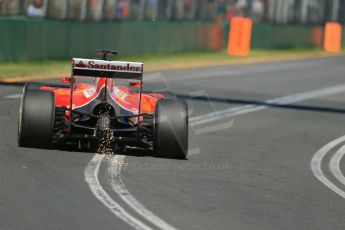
[72,58,143,79]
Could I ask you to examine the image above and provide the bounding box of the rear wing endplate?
[72,58,143,79]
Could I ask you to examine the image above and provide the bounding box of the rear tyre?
[18,90,56,149]
[154,99,188,159]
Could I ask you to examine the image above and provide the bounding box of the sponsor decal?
[74,59,142,73]
[75,60,87,68]
[113,87,128,100]
[83,87,96,99]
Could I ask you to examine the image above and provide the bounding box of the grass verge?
[0,48,342,82]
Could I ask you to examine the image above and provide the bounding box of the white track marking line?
[190,104,263,126]
[170,59,321,82]
[86,83,345,229]
[4,94,22,99]
[85,154,152,230]
[193,120,234,135]
[330,144,345,187]
[311,135,345,199]
[190,83,345,126]
[108,155,177,230]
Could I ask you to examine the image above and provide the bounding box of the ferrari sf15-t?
[18,51,188,159]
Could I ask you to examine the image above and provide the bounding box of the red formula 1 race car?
[18,51,188,159]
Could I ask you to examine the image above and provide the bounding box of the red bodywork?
[40,78,166,122]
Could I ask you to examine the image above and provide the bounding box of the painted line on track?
[108,155,177,230]
[4,94,22,99]
[311,135,345,199]
[85,154,152,230]
[190,83,345,126]
[330,144,345,188]
[86,83,345,230]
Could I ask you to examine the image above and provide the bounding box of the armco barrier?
[0,17,213,62]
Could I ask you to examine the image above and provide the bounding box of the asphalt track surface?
[2,55,345,229]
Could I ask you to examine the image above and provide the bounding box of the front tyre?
[154,100,188,159]
[18,90,56,149]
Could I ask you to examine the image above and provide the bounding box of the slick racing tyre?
[154,99,188,159]
[18,89,56,149]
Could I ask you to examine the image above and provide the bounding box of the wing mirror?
[129,82,142,88]
[61,77,74,84]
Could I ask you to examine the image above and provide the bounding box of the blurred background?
[0,0,344,63]
[0,0,344,24]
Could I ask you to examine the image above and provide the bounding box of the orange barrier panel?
[228,17,253,56]
[324,22,342,52]
[210,16,224,52]
[312,26,323,47]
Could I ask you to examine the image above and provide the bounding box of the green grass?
[0,61,70,79]
[125,48,326,63]
[129,48,327,60]
[0,48,337,80]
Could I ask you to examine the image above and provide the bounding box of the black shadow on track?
[0,81,25,87]
[1,81,344,116]
[177,94,345,115]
